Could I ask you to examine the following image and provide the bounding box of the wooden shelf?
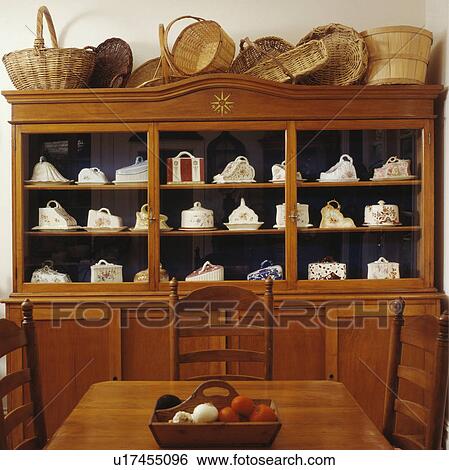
[24,183,147,190]
[297,226,420,234]
[26,230,147,237]
[161,229,284,236]
[160,183,284,189]
[297,180,421,188]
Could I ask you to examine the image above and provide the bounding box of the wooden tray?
[149,380,281,448]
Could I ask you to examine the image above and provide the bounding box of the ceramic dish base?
[273,225,286,230]
[370,176,417,181]
[84,226,129,232]
[178,227,218,231]
[76,182,112,185]
[32,226,83,232]
[297,224,314,228]
[160,227,174,232]
[362,223,403,227]
[316,178,360,183]
[269,179,307,183]
[213,180,256,184]
[25,180,74,185]
[129,228,148,232]
[224,223,264,231]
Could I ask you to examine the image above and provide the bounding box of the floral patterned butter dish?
[185,261,224,281]
[91,259,123,283]
[32,200,81,231]
[134,264,169,282]
[132,204,149,231]
[270,160,303,183]
[224,198,263,230]
[167,151,205,184]
[320,200,355,228]
[372,156,415,181]
[274,203,311,228]
[86,207,127,231]
[308,257,346,280]
[180,202,215,230]
[77,167,110,184]
[113,155,148,183]
[367,257,400,280]
[213,156,256,183]
[318,154,359,182]
[31,261,72,283]
[364,200,400,226]
[26,156,73,184]
[247,260,283,281]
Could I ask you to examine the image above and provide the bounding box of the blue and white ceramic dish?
[247,260,283,281]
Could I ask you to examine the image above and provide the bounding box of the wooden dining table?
[46,380,392,450]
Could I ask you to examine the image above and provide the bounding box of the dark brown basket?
[89,38,133,88]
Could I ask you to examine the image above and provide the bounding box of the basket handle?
[190,380,239,401]
[35,6,58,49]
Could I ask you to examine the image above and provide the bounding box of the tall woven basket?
[2,6,95,89]
[361,26,433,85]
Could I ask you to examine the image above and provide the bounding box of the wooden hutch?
[2,75,444,439]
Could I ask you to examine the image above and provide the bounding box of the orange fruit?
[218,406,240,423]
[231,395,254,417]
[249,404,277,422]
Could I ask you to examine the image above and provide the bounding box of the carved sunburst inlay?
[211,90,234,116]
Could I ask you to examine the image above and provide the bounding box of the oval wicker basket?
[297,23,368,85]
[162,15,235,76]
[2,6,95,90]
[361,26,433,85]
[230,36,294,74]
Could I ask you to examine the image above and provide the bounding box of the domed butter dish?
[77,167,110,184]
[31,261,72,283]
[318,154,359,182]
[371,156,415,181]
[270,160,303,182]
[320,200,356,228]
[185,261,224,281]
[308,257,346,280]
[180,202,215,230]
[86,207,127,231]
[367,257,400,280]
[26,156,73,184]
[167,151,205,184]
[213,156,256,183]
[224,198,263,230]
[91,259,123,283]
[32,200,81,231]
[364,200,401,226]
[113,155,148,183]
[247,260,283,280]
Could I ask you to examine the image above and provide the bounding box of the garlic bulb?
[192,403,219,423]
[171,411,193,423]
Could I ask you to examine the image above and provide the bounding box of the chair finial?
[389,298,405,319]
[21,298,33,324]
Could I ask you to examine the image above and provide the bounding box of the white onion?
[192,403,219,423]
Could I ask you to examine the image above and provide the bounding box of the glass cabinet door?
[296,126,423,284]
[22,130,149,289]
[156,127,288,288]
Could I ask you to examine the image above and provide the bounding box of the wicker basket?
[230,36,294,74]
[297,23,368,85]
[361,26,433,85]
[162,15,235,76]
[240,38,328,83]
[2,6,95,90]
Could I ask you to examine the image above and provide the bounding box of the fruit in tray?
[249,404,278,422]
[231,395,255,417]
[218,407,240,423]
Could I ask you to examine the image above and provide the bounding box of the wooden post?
[168,279,180,380]
[21,299,47,448]
[264,277,274,380]
[382,298,405,440]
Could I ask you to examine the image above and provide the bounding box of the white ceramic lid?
[227,198,259,224]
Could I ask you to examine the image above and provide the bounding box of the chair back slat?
[400,316,439,352]
[0,369,31,399]
[394,398,428,426]
[179,349,266,364]
[0,319,27,358]
[4,403,34,436]
[391,433,425,450]
[178,327,265,337]
[397,365,428,389]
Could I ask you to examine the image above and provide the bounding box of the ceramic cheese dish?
[270,160,303,182]
[31,261,72,283]
[308,257,347,280]
[274,203,311,228]
[114,155,148,183]
[167,151,205,184]
[33,200,80,231]
[86,207,125,231]
[318,154,358,182]
[132,204,149,231]
[77,167,109,184]
[364,200,400,226]
[180,202,215,230]
[320,200,356,229]
[367,257,400,280]
[224,198,263,230]
[247,260,283,281]
[90,259,123,283]
[213,156,256,183]
[372,156,414,180]
[26,156,72,184]
[160,214,173,231]
[134,264,169,282]
[185,261,224,281]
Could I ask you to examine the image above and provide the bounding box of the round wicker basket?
[297,23,368,85]
[2,6,95,90]
[361,26,433,85]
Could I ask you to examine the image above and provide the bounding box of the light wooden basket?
[2,6,95,90]
[361,26,433,85]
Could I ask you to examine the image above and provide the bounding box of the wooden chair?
[382,299,448,449]
[169,278,274,381]
[0,300,46,449]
